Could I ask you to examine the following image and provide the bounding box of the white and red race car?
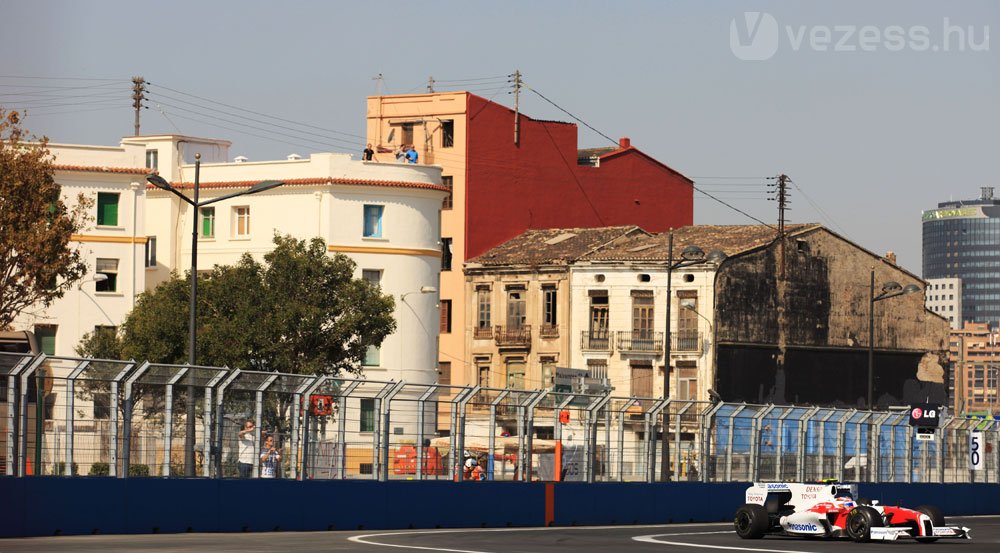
[734,482,971,542]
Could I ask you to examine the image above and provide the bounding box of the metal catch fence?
[2,352,997,484]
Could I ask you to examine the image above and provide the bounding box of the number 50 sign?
[970,432,984,471]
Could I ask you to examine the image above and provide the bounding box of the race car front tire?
[734,504,769,539]
[845,506,884,542]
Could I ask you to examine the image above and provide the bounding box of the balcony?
[473,326,493,340]
[581,330,612,352]
[539,324,559,339]
[671,332,703,353]
[494,325,531,349]
[617,331,664,354]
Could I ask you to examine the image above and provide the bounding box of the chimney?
[885,251,897,265]
[619,137,631,149]
[234,155,249,163]
[287,153,302,161]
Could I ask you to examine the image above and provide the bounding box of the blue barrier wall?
[1,478,998,538]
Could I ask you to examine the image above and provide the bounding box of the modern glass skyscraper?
[923,187,1000,325]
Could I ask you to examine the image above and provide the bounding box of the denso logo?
[788,523,818,532]
[767,483,789,489]
[805,485,826,492]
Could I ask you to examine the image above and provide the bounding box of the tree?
[77,234,397,376]
[0,108,90,328]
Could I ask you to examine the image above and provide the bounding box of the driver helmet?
[835,490,855,508]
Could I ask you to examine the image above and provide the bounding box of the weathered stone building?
[465,224,950,409]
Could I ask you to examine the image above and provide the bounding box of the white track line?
[633,533,818,553]
[349,523,731,551]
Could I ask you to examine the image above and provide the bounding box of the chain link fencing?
[2,352,997,484]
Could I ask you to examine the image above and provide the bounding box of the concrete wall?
[1,478,997,538]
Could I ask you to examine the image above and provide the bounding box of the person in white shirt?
[237,420,255,478]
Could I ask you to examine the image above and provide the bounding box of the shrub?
[88,462,110,476]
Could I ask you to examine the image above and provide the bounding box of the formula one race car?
[734,482,971,542]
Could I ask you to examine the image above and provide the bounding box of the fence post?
[488,390,509,481]
[454,386,479,481]
[336,380,361,480]
[586,393,612,483]
[4,354,33,476]
[17,354,47,476]
[379,381,406,482]
[796,407,819,482]
[618,399,638,481]
[700,401,725,482]
[64,360,90,475]
[213,369,240,479]
[749,405,774,482]
[522,390,548,482]
[415,385,439,480]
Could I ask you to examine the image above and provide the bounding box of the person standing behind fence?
[237,420,255,478]
[260,434,281,478]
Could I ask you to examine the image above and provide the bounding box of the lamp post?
[147,155,284,476]
[660,230,726,481]
[399,286,438,374]
[867,267,921,410]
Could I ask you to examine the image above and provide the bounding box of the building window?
[589,292,610,342]
[401,123,414,147]
[632,291,654,339]
[676,362,698,401]
[144,236,157,268]
[441,238,453,271]
[541,356,556,388]
[145,149,158,170]
[440,299,452,333]
[200,207,215,238]
[363,205,383,238]
[506,287,526,329]
[476,287,491,337]
[630,361,653,397]
[441,176,453,209]
[587,359,608,380]
[543,285,557,329]
[676,292,698,348]
[34,325,57,356]
[477,361,490,388]
[441,120,454,148]
[360,398,375,432]
[363,345,380,367]
[233,206,250,238]
[362,269,382,287]
[96,192,119,226]
[95,259,118,292]
[506,357,526,390]
[439,362,451,386]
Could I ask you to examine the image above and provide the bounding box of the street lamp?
[146,154,284,476]
[660,230,726,481]
[399,286,438,364]
[867,267,921,410]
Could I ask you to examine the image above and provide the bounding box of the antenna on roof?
[372,73,385,96]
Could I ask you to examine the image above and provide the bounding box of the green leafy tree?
[0,108,90,328]
[77,234,396,375]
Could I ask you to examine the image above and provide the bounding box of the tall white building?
[17,134,447,388]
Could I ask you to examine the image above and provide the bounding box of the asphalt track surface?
[2,516,997,552]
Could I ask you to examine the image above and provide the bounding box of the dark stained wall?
[713,228,950,408]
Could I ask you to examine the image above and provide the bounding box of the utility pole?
[131,76,146,137]
[427,75,435,93]
[768,174,790,278]
[512,69,522,145]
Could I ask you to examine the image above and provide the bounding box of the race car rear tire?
[845,506,884,542]
[915,505,944,543]
[734,504,769,539]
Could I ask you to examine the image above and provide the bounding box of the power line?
[145,90,363,149]
[523,83,619,146]
[146,82,367,140]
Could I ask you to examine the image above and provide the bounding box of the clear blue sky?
[2,0,996,274]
